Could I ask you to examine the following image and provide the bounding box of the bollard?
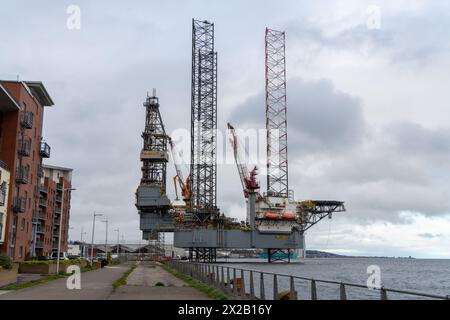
[273,274,278,300]
[380,287,388,300]
[290,276,297,300]
[233,268,237,295]
[340,283,347,300]
[249,270,255,299]
[240,269,246,297]
[260,273,265,299]
[311,279,317,300]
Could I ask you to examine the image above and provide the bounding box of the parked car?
[48,252,70,260]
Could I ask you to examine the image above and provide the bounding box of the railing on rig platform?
[166,260,450,300]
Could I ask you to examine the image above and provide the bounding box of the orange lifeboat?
[264,212,281,219]
[281,213,297,220]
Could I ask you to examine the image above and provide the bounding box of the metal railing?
[40,141,51,158]
[13,196,26,213]
[18,138,32,157]
[16,165,29,184]
[21,111,33,129]
[166,260,450,300]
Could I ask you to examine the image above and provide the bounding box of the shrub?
[0,255,12,270]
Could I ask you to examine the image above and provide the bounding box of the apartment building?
[35,164,73,257]
[0,161,10,244]
[0,80,71,260]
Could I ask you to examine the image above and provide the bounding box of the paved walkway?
[0,265,129,300]
[0,262,211,300]
[108,262,211,300]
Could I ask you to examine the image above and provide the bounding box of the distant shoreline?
[306,250,416,259]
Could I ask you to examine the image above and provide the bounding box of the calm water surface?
[214,258,450,300]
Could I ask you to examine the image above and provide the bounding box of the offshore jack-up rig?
[136,19,346,263]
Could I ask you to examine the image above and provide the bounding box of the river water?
[214,257,450,300]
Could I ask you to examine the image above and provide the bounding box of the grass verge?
[111,265,137,292]
[162,263,228,300]
[0,266,97,291]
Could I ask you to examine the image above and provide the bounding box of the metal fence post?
[233,268,237,296]
[340,283,347,300]
[227,267,230,293]
[290,276,297,300]
[260,273,265,300]
[240,269,246,298]
[381,287,388,300]
[249,270,255,299]
[311,279,317,300]
[216,266,220,288]
[273,274,278,300]
[221,266,225,291]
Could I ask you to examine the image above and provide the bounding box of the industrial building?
[0,80,73,260]
[136,19,345,263]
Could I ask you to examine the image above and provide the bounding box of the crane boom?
[227,123,259,198]
[169,138,191,204]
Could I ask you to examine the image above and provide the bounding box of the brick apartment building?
[37,164,73,257]
[0,80,73,260]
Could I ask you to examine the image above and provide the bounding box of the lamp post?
[90,212,103,264]
[80,227,87,258]
[114,228,119,256]
[101,218,108,260]
[56,186,76,274]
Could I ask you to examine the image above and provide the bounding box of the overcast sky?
[1,1,450,258]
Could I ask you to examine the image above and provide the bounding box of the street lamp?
[101,218,108,260]
[80,227,87,258]
[90,212,103,264]
[114,228,120,256]
[56,186,77,274]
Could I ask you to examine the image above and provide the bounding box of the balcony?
[36,225,44,234]
[18,138,32,157]
[37,164,44,178]
[35,241,44,249]
[21,111,34,129]
[39,198,47,208]
[38,210,46,221]
[13,196,26,213]
[39,184,48,194]
[40,141,51,158]
[56,183,63,192]
[54,206,61,214]
[15,166,29,184]
[55,194,62,203]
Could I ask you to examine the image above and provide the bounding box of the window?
[21,218,25,231]
[19,246,23,258]
[0,182,6,206]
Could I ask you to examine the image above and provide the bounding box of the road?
[0,262,210,300]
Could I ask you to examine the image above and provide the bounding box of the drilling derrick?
[136,90,173,241]
[265,28,288,197]
[190,19,218,220]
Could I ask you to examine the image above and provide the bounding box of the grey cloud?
[229,77,366,156]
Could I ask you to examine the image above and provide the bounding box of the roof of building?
[24,81,54,107]
[42,164,73,172]
[0,83,20,112]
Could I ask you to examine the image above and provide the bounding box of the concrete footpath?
[108,262,211,300]
[0,264,129,300]
[0,262,210,300]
